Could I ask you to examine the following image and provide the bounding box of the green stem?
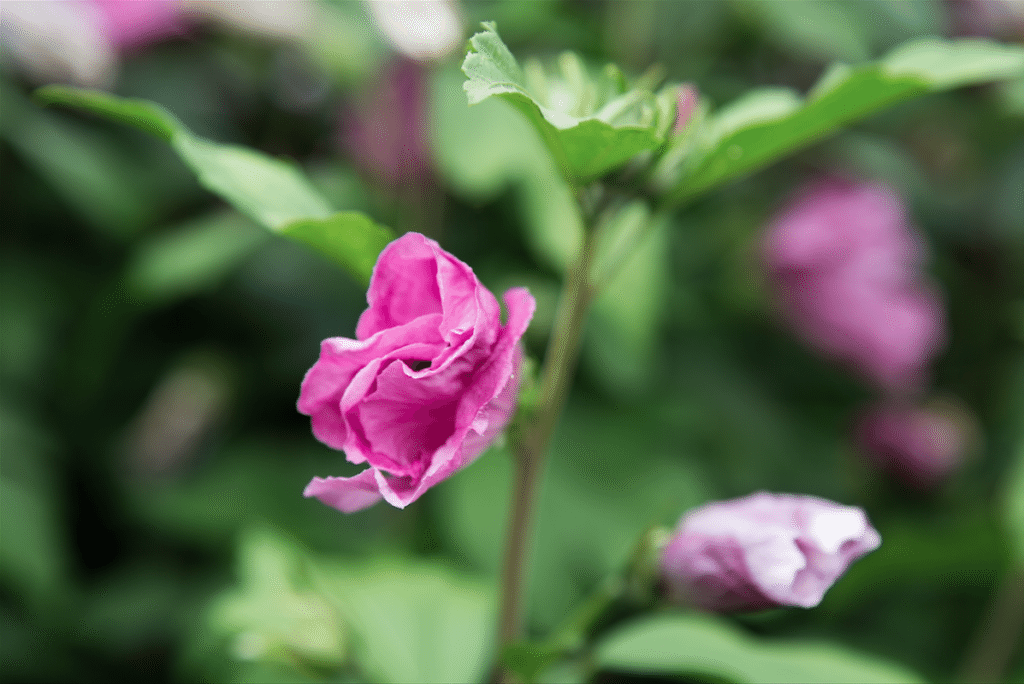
[494,207,601,670]
[957,564,1024,683]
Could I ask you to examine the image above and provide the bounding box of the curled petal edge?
[304,470,384,513]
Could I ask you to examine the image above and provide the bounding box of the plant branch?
[493,195,604,679]
[957,564,1024,683]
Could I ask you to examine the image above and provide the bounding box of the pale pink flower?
[299,232,535,512]
[764,179,945,394]
[660,492,881,612]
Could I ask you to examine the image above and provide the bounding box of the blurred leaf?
[501,641,567,684]
[594,612,925,683]
[312,558,494,684]
[0,405,69,611]
[303,1,385,85]
[0,478,68,611]
[125,210,268,303]
[0,81,158,239]
[128,439,386,555]
[32,83,177,140]
[1003,397,1024,566]
[463,23,671,184]
[208,529,347,671]
[281,213,393,287]
[664,38,1024,204]
[170,133,332,228]
[735,0,872,62]
[36,85,392,283]
[0,261,63,389]
[587,205,669,396]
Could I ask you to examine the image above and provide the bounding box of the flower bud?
[673,83,698,134]
[659,492,881,612]
[856,398,974,488]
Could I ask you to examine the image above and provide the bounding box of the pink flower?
[91,0,188,51]
[660,492,881,612]
[673,83,698,134]
[298,232,535,512]
[764,179,945,394]
[342,59,432,185]
[856,399,973,488]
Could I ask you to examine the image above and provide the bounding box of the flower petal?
[303,470,384,513]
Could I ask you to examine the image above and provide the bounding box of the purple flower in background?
[947,0,1024,40]
[660,492,881,612]
[91,0,188,51]
[299,232,535,513]
[856,399,973,488]
[343,59,432,185]
[764,179,945,394]
[673,83,699,134]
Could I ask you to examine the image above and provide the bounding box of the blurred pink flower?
[91,0,188,50]
[0,0,315,87]
[856,399,973,487]
[343,59,432,185]
[947,0,1024,39]
[764,179,946,394]
[299,232,535,512]
[673,83,698,134]
[660,492,881,612]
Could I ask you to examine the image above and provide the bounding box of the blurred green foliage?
[2,1,1023,682]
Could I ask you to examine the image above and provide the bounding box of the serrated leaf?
[594,613,924,683]
[35,85,392,284]
[664,38,1024,204]
[431,65,583,272]
[463,22,668,184]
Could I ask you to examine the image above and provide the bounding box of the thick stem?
[494,222,599,667]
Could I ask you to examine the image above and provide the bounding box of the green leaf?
[281,212,393,287]
[736,0,872,62]
[35,85,392,283]
[0,405,69,612]
[125,211,268,303]
[1,80,159,239]
[587,204,669,397]
[463,22,670,184]
[312,558,494,684]
[431,65,583,272]
[33,83,175,140]
[662,38,1024,204]
[594,613,925,683]
[207,529,347,671]
[1002,373,1024,565]
[170,132,332,228]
